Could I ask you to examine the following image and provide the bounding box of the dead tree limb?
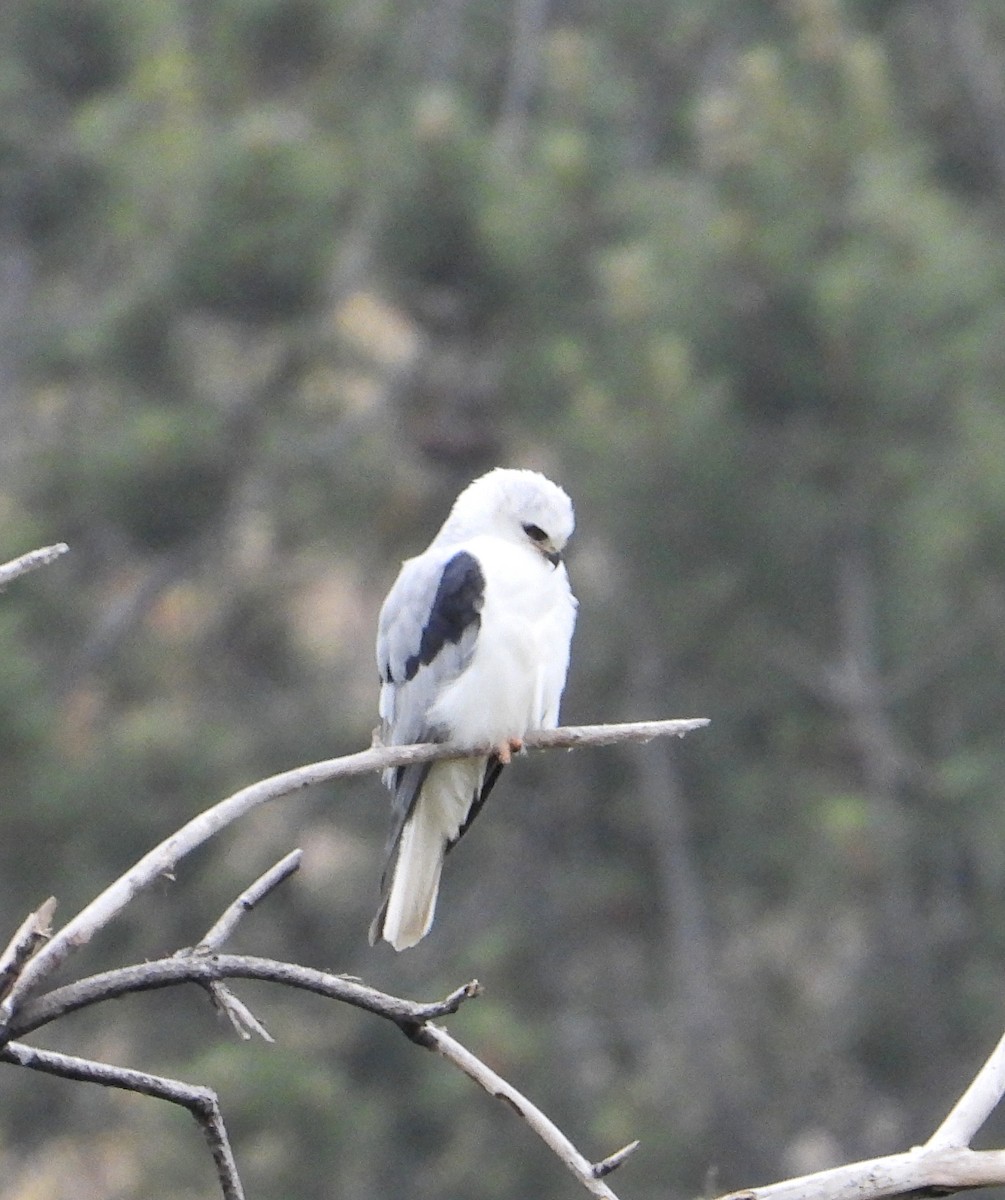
[0,716,709,1017]
[927,1024,1005,1150]
[0,897,56,1003]
[188,849,304,1040]
[0,718,709,1199]
[3,949,637,1199]
[1,1040,244,1200]
[717,1013,1005,1200]
[717,1146,1005,1200]
[195,850,304,953]
[412,1020,637,1199]
[5,955,482,1041]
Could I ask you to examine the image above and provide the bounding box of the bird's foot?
[494,737,524,765]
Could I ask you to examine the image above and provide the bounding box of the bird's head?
[438,467,575,566]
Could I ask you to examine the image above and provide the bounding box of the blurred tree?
[7,0,1005,1197]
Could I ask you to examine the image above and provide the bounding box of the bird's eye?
[522,523,548,542]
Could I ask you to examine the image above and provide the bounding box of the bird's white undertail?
[381,760,482,950]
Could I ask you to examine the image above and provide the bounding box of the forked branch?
[0,717,708,1199]
[717,1146,1005,1200]
[716,1010,1005,1200]
[3,944,624,1198]
[0,717,709,1017]
[1,1040,244,1200]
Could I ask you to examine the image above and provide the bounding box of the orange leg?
[494,736,524,765]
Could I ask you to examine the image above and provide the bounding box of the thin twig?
[0,543,68,589]
[927,1026,1005,1150]
[1,1040,244,1200]
[205,985,274,1042]
[197,850,303,952]
[9,950,626,1199]
[184,850,303,1041]
[412,1022,627,1200]
[0,717,709,1018]
[593,1140,641,1178]
[0,898,57,1002]
[7,955,482,1040]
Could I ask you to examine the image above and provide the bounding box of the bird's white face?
[453,468,575,567]
[503,485,574,567]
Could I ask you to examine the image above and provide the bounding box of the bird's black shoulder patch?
[404,551,484,682]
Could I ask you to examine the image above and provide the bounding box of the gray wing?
[377,547,485,745]
[374,548,485,879]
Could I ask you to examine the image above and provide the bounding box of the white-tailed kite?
[369,467,578,951]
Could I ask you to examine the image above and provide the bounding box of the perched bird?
[370,468,578,950]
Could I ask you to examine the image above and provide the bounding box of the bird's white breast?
[427,535,576,747]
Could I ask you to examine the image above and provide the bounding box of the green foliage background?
[5,1,1005,1196]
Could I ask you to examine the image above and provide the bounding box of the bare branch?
[8,953,629,1199]
[593,1140,641,1178]
[0,543,68,589]
[6,955,482,1040]
[713,965,1005,1200]
[1,1040,244,1200]
[0,898,56,1002]
[717,1145,1005,1200]
[412,1021,628,1199]
[182,850,303,1040]
[712,922,1005,1200]
[927,1027,1005,1150]
[524,717,709,749]
[205,984,274,1042]
[0,716,708,1018]
[722,1011,1005,1200]
[0,719,702,1196]
[196,850,303,952]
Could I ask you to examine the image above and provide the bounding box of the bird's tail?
[370,760,481,951]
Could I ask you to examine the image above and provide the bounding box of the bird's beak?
[544,547,561,568]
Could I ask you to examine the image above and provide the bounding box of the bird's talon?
[494,736,524,765]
